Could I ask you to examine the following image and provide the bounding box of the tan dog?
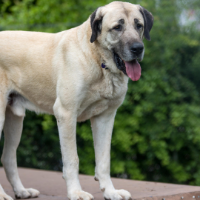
[0,1,153,200]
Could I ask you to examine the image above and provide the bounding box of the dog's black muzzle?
[130,42,144,56]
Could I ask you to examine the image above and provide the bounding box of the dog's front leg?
[54,99,93,200]
[91,109,132,200]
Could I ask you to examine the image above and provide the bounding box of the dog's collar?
[101,63,109,70]
[101,63,106,68]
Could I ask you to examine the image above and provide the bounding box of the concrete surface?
[0,168,200,200]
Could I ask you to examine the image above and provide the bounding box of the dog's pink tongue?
[124,60,141,81]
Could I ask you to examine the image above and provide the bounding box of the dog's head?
[90,1,153,81]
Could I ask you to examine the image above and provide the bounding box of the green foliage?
[1,0,200,186]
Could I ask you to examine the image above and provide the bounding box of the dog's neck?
[76,20,101,66]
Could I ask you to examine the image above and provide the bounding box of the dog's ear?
[90,7,103,43]
[139,6,154,41]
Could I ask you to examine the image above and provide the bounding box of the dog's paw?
[68,190,94,200]
[103,189,132,200]
[0,193,13,200]
[15,188,40,199]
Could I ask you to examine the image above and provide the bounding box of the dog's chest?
[77,72,128,122]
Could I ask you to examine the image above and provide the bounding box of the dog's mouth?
[114,52,141,81]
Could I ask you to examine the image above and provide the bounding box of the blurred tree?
[0,0,200,186]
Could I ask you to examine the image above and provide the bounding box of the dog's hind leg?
[0,71,14,200]
[1,106,40,199]
[0,184,13,200]
[0,116,13,200]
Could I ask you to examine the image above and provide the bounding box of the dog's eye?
[137,24,143,29]
[113,25,122,31]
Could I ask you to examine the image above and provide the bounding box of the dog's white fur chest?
[77,70,128,122]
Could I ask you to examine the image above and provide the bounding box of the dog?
[0,1,153,200]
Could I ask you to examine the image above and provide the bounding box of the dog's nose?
[131,43,144,56]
